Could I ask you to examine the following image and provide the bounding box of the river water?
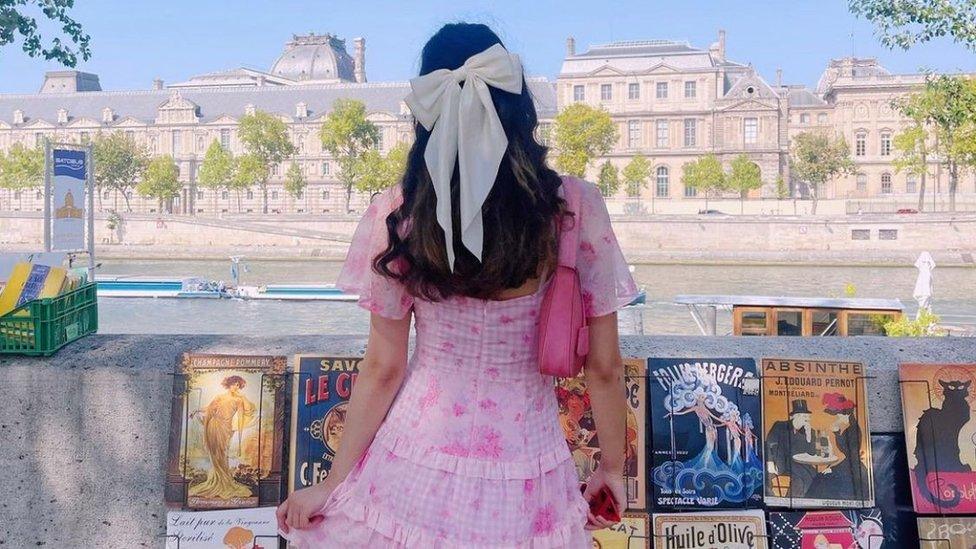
[94,259,976,336]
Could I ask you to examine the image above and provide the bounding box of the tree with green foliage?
[284,161,307,211]
[892,121,932,211]
[849,0,976,51]
[596,161,620,197]
[1,1,91,66]
[237,110,296,214]
[681,154,727,210]
[775,175,789,200]
[230,154,265,213]
[197,140,234,214]
[894,74,976,211]
[622,155,651,199]
[92,131,148,212]
[137,155,180,213]
[727,154,763,214]
[551,103,618,177]
[320,98,379,211]
[0,143,43,209]
[789,131,857,215]
[355,142,409,197]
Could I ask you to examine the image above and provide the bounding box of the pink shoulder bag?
[538,179,589,378]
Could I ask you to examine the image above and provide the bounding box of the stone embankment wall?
[1,334,974,547]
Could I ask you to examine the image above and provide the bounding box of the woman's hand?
[276,480,337,534]
[582,466,626,531]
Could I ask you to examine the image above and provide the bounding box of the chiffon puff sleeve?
[570,177,640,318]
[336,188,415,319]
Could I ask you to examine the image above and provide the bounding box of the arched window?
[881,173,892,194]
[856,173,867,192]
[656,166,670,197]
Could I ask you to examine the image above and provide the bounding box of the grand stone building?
[559,31,975,201]
[0,31,971,214]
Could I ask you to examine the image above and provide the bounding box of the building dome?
[270,33,356,83]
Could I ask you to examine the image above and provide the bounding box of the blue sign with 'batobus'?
[53,149,86,178]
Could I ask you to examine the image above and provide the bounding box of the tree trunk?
[918,169,927,212]
[949,164,958,212]
[262,181,269,214]
[345,181,353,213]
[810,183,819,215]
[122,188,132,212]
[236,190,242,213]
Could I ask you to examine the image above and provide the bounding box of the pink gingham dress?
[283,176,638,548]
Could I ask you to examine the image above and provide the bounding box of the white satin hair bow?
[404,43,523,271]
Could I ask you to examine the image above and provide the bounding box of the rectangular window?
[881,173,892,194]
[817,113,828,125]
[743,118,758,144]
[907,175,917,194]
[246,190,254,200]
[655,82,668,99]
[322,162,330,175]
[856,174,867,192]
[600,84,612,101]
[573,85,584,102]
[851,229,870,240]
[221,191,229,200]
[880,133,892,156]
[655,120,669,148]
[684,185,697,198]
[683,119,696,147]
[321,189,330,200]
[855,133,866,156]
[172,130,181,154]
[220,128,230,149]
[628,83,640,100]
[684,81,696,99]
[879,229,898,240]
[800,113,810,124]
[271,191,279,199]
[627,120,641,148]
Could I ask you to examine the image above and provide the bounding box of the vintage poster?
[899,363,976,515]
[762,358,874,508]
[648,358,763,508]
[592,513,651,548]
[165,506,279,548]
[165,354,287,510]
[289,355,361,493]
[917,517,976,549]
[556,358,647,510]
[652,510,768,549]
[767,510,885,549]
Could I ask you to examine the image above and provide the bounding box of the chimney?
[776,68,783,87]
[354,37,366,83]
[717,29,726,62]
[566,36,576,57]
[153,78,164,90]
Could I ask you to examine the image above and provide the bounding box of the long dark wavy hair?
[374,23,567,301]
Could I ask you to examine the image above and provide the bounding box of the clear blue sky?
[0,0,974,94]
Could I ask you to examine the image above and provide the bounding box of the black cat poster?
[900,363,976,514]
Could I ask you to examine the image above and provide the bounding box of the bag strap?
[557,177,582,269]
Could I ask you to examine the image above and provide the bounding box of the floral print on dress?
[284,177,636,549]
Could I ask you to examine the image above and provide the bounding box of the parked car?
[698,209,726,215]
[896,208,919,214]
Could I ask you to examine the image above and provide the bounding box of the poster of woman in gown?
[165,354,287,510]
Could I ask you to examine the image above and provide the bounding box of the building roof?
[168,68,295,89]
[0,78,558,126]
[269,33,356,83]
[560,39,745,75]
[784,85,828,107]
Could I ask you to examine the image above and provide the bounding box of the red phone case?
[580,484,621,523]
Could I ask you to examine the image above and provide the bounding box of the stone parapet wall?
[1,334,974,546]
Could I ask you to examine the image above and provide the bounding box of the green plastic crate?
[0,282,98,356]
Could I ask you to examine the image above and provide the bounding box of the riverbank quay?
[4,211,976,266]
[1,334,974,547]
